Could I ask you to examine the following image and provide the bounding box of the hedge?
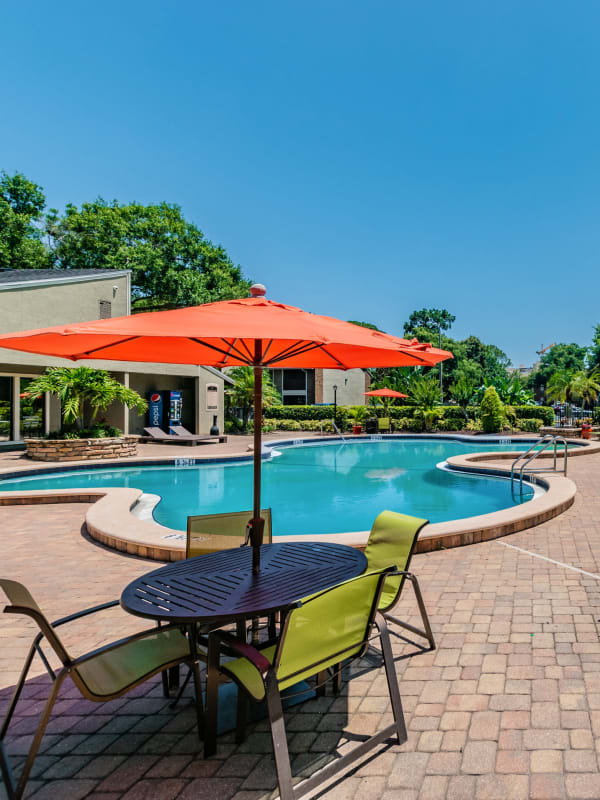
[512,405,554,425]
[266,405,349,426]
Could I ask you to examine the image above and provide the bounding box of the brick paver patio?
[1,447,600,799]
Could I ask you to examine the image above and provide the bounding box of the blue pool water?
[0,438,545,535]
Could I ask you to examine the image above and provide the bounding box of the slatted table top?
[121,542,367,624]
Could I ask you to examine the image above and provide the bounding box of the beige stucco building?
[0,269,231,448]
[269,367,369,406]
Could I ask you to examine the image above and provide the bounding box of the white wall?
[321,369,367,406]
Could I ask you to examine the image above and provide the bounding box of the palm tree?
[24,367,147,431]
[568,369,600,411]
[546,369,573,405]
[449,373,476,418]
[225,367,281,431]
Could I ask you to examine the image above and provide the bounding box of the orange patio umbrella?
[364,388,409,399]
[0,284,452,570]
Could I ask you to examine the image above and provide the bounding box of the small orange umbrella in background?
[364,388,408,399]
[0,284,452,570]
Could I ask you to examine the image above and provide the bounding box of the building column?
[194,376,202,435]
[44,392,51,435]
[121,372,130,435]
[11,375,20,441]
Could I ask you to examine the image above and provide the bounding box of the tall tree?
[0,171,49,269]
[46,199,251,310]
[528,343,588,399]
[403,308,456,339]
[403,308,456,402]
[590,324,600,371]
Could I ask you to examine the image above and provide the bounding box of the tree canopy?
[527,343,588,397]
[403,308,456,339]
[1,170,251,310]
[46,199,250,310]
[0,171,48,269]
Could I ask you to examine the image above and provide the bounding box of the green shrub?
[480,387,505,433]
[517,418,543,433]
[266,405,350,428]
[45,424,122,440]
[466,419,483,432]
[435,418,464,431]
[513,405,553,425]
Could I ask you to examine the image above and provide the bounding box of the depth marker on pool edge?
[497,541,600,581]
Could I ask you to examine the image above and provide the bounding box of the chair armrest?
[51,599,120,628]
[209,630,272,675]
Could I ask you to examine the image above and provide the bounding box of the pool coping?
[0,434,591,560]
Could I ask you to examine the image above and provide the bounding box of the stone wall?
[25,436,138,462]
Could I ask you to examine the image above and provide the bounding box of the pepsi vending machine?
[147,390,183,433]
[148,392,163,429]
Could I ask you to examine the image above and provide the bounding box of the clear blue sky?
[2,1,599,366]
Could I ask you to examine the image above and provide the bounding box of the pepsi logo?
[150,393,160,402]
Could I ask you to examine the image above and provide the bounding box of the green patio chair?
[0,579,203,800]
[203,567,407,800]
[364,510,435,650]
[377,416,391,433]
[186,508,272,557]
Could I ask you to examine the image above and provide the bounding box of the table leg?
[186,624,205,740]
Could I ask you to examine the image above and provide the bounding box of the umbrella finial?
[250,283,266,297]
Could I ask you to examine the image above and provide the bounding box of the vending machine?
[166,390,182,433]
[147,390,183,433]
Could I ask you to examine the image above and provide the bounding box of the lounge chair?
[172,424,227,443]
[204,567,407,799]
[364,510,435,650]
[0,580,202,800]
[142,426,227,445]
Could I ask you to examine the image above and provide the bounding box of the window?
[281,369,307,405]
[0,377,12,441]
[99,300,112,319]
[19,378,44,439]
[206,383,218,410]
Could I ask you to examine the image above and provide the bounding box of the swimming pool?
[0,437,548,536]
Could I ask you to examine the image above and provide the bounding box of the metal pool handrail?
[510,435,568,494]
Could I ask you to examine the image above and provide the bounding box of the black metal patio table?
[120,542,367,735]
[121,542,366,625]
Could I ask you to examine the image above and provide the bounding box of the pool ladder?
[331,420,347,442]
[510,435,568,494]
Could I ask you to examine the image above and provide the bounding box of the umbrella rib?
[235,338,255,362]
[72,335,142,358]
[265,340,313,362]
[314,344,346,368]
[265,342,325,366]
[188,338,251,365]
[261,339,275,362]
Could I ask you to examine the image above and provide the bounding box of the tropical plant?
[474,375,534,405]
[23,367,147,432]
[225,367,281,431]
[480,386,505,433]
[449,373,476,417]
[566,369,600,410]
[408,373,440,410]
[546,369,573,404]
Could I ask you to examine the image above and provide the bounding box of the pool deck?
[1,445,600,798]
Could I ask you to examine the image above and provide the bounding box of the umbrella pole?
[251,344,265,574]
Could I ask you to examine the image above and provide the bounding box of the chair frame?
[0,592,200,800]
[204,569,407,800]
[372,517,435,651]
